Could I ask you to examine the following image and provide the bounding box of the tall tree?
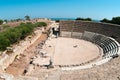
[76,17,84,20]
[100,18,110,23]
[24,15,30,21]
[76,17,92,21]
[0,19,3,25]
[16,18,22,22]
[4,19,8,23]
[101,17,120,25]
[85,18,92,21]
[111,17,120,25]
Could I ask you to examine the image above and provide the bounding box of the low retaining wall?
[61,57,112,71]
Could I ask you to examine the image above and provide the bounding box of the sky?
[0,0,120,20]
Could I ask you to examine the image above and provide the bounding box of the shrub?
[35,22,47,27]
[111,17,120,25]
[0,22,47,51]
[100,18,111,23]
[55,20,60,22]
[20,22,26,25]
[101,16,120,25]
[4,28,21,44]
[24,15,30,21]
[0,19,3,25]
[2,24,10,29]
[76,17,92,21]
[0,34,10,51]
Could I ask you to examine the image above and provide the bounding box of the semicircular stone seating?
[82,31,120,59]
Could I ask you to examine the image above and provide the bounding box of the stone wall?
[60,20,120,43]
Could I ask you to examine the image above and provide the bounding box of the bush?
[25,15,30,21]
[20,22,26,25]
[111,17,120,25]
[2,24,10,29]
[0,34,10,51]
[55,20,60,22]
[35,22,47,27]
[100,18,110,23]
[101,16,120,25]
[76,17,92,21]
[4,28,21,44]
[19,25,33,39]
[26,22,32,24]
[0,19,3,25]
[0,22,47,51]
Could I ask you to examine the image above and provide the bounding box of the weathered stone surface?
[60,21,120,43]
[14,76,38,80]
[0,73,14,80]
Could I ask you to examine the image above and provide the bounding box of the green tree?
[0,19,3,25]
[111,17,120,25]
[4,28,21,44]
[0,34,10,51]
[100,18,110,23]
[4,19,8,23]
[85,18,92,21]
[25,15,30,21]
[20,22,26,25]
[16,18,22,22]
[2,24,10,29]
[40,22,47,27]
[101,17,120,25]
[55,20,60,22]
[76,17,92,21]
[10,19,15,22]
[0,22,47,51]
[76,17,84,20]
[35,22,47,27]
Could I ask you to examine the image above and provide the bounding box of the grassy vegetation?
[2,24,10,29]
[0,22,47,51]
[0,19,3,25]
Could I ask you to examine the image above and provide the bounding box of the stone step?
[45,70,61,80]
[14,76,38,80]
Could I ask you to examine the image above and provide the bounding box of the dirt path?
[6,31,48,76]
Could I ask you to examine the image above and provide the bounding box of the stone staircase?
[24,68,61,80]
[13,69,61,80]
[14,76,39,80]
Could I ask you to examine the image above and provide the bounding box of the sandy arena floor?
[37,37,102,66]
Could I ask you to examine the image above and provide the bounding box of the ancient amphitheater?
[0,20,120,80]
